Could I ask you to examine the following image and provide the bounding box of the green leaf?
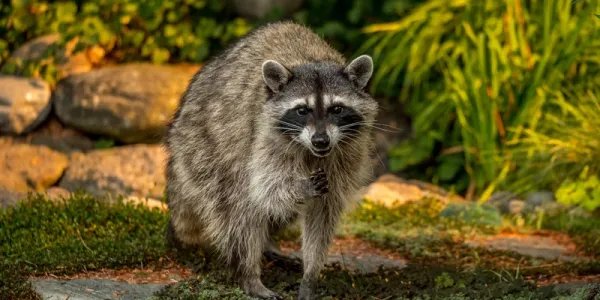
[55,2,77,23]
[437,155,464,181]
[151,48,170,64]
[82,3,99,14]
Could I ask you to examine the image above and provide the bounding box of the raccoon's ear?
[344,55,373,90]
[262,60,291,93]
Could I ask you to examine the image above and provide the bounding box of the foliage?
[0,0,423,85]
[555,168,600,211]
[0,192,169,275]
[509,90,600,197]
[0,0,251,84]
[0,264,41,300]
[360,0,600,197]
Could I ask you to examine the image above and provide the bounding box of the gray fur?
[165,21,379,299]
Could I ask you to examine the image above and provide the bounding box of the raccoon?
[164,21,378,299]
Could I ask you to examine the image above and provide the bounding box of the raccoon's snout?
[311,133,330,149]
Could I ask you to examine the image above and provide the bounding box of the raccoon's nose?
[311,134,330,149]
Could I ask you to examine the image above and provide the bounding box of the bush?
[360,0,600,197]
[0,0,423,84]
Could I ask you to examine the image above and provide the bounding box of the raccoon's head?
[262,55,377,158]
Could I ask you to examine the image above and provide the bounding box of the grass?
[1,193,599,299]
[359,0,600,197]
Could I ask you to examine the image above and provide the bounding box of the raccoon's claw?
[309,168,328,196]
[241,277,283,299]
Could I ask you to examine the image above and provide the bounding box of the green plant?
[508,90,600,195]
[0,0,251,84]
[359,0,600,197]
[0,0,423,85]
[555,168,600,211]
[0,192,169,275]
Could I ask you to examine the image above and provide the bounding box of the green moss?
[0,264,41,300]
[0,192,169,276]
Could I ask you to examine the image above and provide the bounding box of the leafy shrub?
[360,0,600,197]
[0,0,251,84]
[555,168,600,212]
[510,90,600,197]
[0,0,423,84]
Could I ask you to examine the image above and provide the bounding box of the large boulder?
[0,75,52,134]
[0,144,69,192]
[53,64,198,143]
[59,144,167,199]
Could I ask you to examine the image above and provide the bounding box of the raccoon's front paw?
[309,168,328,197]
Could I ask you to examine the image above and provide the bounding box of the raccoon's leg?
[166,212,216,273]
[264,217,303,272]
[298,171,336,300]
[230,223,283,299]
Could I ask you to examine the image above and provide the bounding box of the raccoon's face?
[262,55,376,158]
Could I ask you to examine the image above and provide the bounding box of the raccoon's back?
[166,22,345,179]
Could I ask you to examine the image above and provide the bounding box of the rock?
[525,190,555,207]
[488,191,526,215]
[44,187,72,201]
[0,75,52,134]
[9,34,94,77]
[362,174,464,208]
[59,144,167,199]
[508,199,526,215]
[0,117,94,153]
[0,144,69,192]
[10,34,60,62]
[32,278,167,300]
[289,252,406,274]
[549,282,599,296]
[439,202,503,229]
[0,188,26,209]
[120,196,168,212]
[53,64,198,143]
[465,234,584,262]
[228,0,305,19]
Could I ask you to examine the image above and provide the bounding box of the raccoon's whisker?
[339,121,402,133]
[273,127,301,134]
[339,125,397,133]
[284,137,301,153]
[271,119,304,130]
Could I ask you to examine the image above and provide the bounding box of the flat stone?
[59,144,167,199]
[0,144,69,192]
[53,63,198,143]
[0,75,51,134]
[363,173,465,208]
[32,278,166,300]
[289,252,406,274]
[465,234,583,261]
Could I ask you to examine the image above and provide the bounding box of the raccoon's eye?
[331,106,344,115]
[296,107,309,116]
